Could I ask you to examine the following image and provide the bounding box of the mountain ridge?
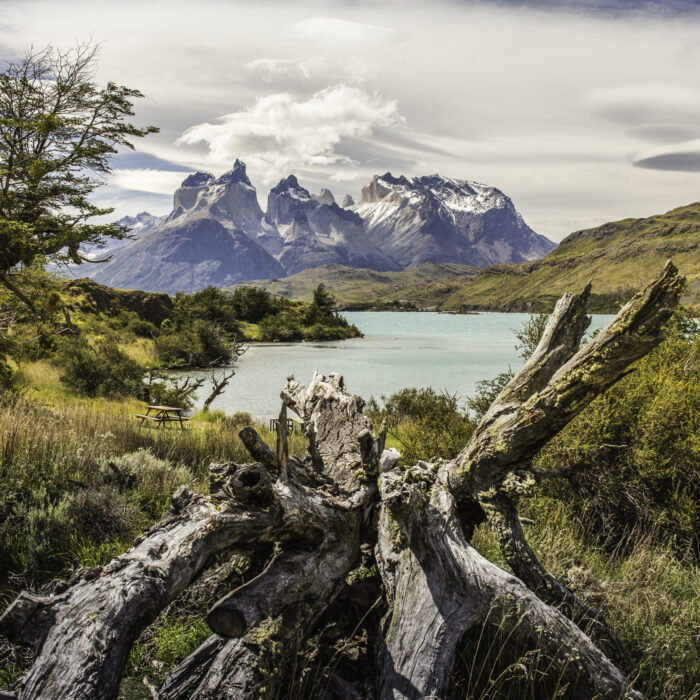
[233,202,700,314]
[87,161,554,293]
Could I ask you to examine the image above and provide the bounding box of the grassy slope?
[442,203,700,313]
[227,262,480,309]
[226,203,699,313]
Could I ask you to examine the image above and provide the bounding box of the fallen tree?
[0,262,684,699]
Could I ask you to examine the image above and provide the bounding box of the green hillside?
[227,203,699,314]
[442,203,700,313]
[227,262,479,310]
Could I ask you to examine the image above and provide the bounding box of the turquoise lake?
[188,311,614,419]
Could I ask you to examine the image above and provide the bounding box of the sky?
[2,0,700,241]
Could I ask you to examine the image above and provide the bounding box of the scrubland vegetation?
[1,305,698,698]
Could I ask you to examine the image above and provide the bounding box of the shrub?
[467,369,514,421]
[0,485,138,576]
[538,319,700,555]
[99,449,195,519]
[371,387,476,463]
[58,337,145,398]
[259,312,304,342]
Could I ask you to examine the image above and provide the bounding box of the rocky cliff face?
[352,173,555,268]
[88,161,554,293]
[92,218,285,295]
[266,175,399,274]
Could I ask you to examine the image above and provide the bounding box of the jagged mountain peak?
[89,164,555,294]
[353,169,555,267]
[270,174,311,200]
[315,189,336,207]
[216,159,252,186]
[180,172,215,189]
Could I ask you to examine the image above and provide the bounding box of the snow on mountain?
[267,176,399,274]
[86,160,554,293]
[353,173,555,268]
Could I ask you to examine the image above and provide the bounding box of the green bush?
[99,449,195,519]
[369,387,476,463]
[259,312,304,342]
[537,316,700,555]
[230,286,274,323]
[155,320,234,367]
[0,485,139,576]
[58,337,144,398]
[467,369,514,421]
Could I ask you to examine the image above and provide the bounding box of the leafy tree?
[230,286,273,323]
[514,311,549,359]
[0,43,157,311]
[307,283,337,323]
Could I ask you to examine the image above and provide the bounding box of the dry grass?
[471,502,700,699]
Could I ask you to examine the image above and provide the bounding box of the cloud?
[245,58,314,83]
[585,84,700,125]
[177,84,404,183]
[290,18,401,48]
[472,0,700,16]
[631,139,700,171]
[629,122,700,143]
[108,169,190,195]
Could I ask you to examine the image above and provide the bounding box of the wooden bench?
[269,418,295,433]
[136,405,190,430]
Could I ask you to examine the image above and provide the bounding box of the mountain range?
[240,202,699,313]
[86,160,554,294]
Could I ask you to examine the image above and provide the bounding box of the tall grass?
[471,502,700,699]
[0,383,304,587]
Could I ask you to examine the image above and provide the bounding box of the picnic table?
[135,405,189,430]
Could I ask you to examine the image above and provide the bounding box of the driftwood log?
[0,262,684,699]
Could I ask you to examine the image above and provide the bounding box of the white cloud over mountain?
[177,84,404,183]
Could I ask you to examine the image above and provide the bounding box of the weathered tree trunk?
[158,372,381,698]
[375,467,641,700]
[0,263,684,700]
[0,488,278,699]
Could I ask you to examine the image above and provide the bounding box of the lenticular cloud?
[177,84,404,183]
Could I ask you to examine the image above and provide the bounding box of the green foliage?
[369,387,476,463]
[0,43,157,309]
[514,312,549,359]
[229,286,274,322]
[467,370,514,421]
[307,282,337,323]
[259,310,304,342]
[58,337,144,398]
[154,319,234,367]
[98,449,194,520]
[537,313,700,555]
[0,484,139,576]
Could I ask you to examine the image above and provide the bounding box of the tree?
[308,282,337,322]
[0,43,158,311]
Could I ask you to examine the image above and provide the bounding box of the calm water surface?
[187,312,614,419]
